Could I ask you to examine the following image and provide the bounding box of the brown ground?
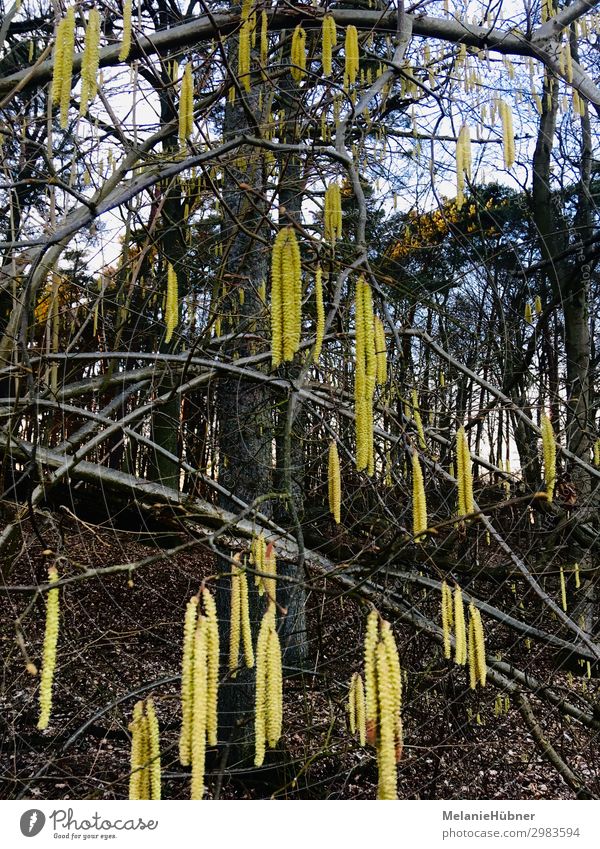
[1,509,599,800]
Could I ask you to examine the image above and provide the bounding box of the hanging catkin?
[129,700,146,800]
[202,588,220,747]
[344,25,359,88]
[229,562,241,674]
[541,413,556,502]
[456,425,474,518]
[374,315,387,385]
[322,14,337,77]
[238,16,252,92]
[348,672,366,745]
[52,8,75,129]
[453,585,467,665]
[190,618,208,799]
[37,566,60,730]
[324,183,342,244]
[254,605,282,766]
[177,589,220,799]
[260,11,268,78]
[178,596,198,766]
[290,25,307,82]
[145,698,162,800]
[119,0,132,62]
[328,440,341,524]
[467,602,486,688]
[270,226,302,366]
[376,641,397,799]
[165,262,179,343]
[411,451,427,541]
[239,565,254,668]
[361,610,403,800]
[179,63,194,144]
[229,558,254,675]
[313,265,325,363]
[354,276,376,474]
[455,124,471,209]
[251,533,266,593]
[263,542,277,602]
[441,580,453,660]
[498,99,515,169]
[51,17,66,107]
[80,8,101,116]
[411,389,426,449]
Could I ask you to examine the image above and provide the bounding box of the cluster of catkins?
[348,610,404,800]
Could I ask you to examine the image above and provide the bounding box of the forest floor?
[1,506,599,800]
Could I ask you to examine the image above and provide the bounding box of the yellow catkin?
[128,700,146,800]
[354,673,366,746]
[541,413,556,502]
[58,8,75,129]
[328,440,341,524]
[254,606,275,766]
[355,281,366,470]
[354,277,376,474]
[165,262,179,343]
[535,294,542,315]
[264,543,277,603]
[456,425,474,517]
[238,17,251,92]
[290,25,307,82]
[239,567,254,668]
[411,452,427,541]
[411,389,426,449]
[179,63,194,144]
[266,620,283,748]
[139,712,151,800]
[313,265,325,363]
[594,440,600,467]
[271,227,302,366]
[51,17,66,106]
[229,564,242,675]
[202,588,220,747]
[468,603,486,687]
[145,698,162,800]
[454,585,467,666]
[560,566,567,612]
[191,619,208,800]
[344,25,359,88]
[457,124,472,208]
[322,14,337,77]
[260,11,268,78]
[119,0,132,62]
[374,316,387,385]
[381,621,402,718]
[441,580,452,659]
[468,611,478,689]
[363,609,379,743]
[348,673,357,734]
[80,9,101,116]
[324,183,342,243]
[37,566,60,730]
[179,596,198,766]
[252,533,267,594]
[525,301,533,324]
[499,99,515,169]
[375,642,397,800]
